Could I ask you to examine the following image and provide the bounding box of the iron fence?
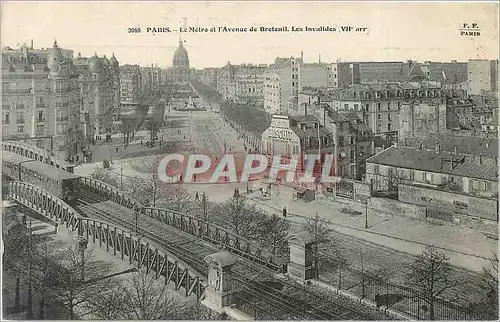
[320,266,478,320]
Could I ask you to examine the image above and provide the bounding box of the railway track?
[73,190,390,320]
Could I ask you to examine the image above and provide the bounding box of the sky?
[1,1,499,68]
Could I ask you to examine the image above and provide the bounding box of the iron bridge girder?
[7,181,207,300]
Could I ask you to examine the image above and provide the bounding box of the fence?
[319,266,477,320]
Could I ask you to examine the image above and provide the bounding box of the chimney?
[319,53,321,64]
[301,51,304,61]
[453,146,458,155]
[435,144,441,154]
[30,39,33,49]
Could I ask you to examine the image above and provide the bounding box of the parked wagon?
[2,151,80,205]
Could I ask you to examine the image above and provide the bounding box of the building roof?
[366,146,497,181]
[403,134,498,157]
[428,62,467,84]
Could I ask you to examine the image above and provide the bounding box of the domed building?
[172,39,190,84]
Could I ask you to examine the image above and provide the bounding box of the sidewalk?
[246,184,496,273]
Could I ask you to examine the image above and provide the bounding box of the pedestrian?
[195,192,199,201]
[282,207,287,218]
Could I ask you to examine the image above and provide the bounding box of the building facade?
[2,41,83,161]
[234,64,267,106]
[467,59,499,97]
[74,53,120,144]
[119,64,142,115]
[172,40,190,84]
[201,68,219,90]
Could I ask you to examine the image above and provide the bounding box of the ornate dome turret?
[173,40,189,68]
[47,40,64,72]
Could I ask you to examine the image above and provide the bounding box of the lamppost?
[77,236,89,281]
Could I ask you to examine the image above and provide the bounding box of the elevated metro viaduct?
[3,141,392,320]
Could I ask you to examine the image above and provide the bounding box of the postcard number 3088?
[128,28,141,33]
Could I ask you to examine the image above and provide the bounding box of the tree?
[123,176,145,198]
[2,217,30,314]
[320,242,351,290]
[141,175,167,207]
[159,184,192,213]
[471,253,499,319]
[84,280,130,319]
[218,197,266,239]
[387,168,407,193]
[90,166,117,187]
[258,214,290,257]
[302,212,333,276]
[46,244,114,319]
[195,192,211,222]
[405,246,459,320]
[122,270,185,320]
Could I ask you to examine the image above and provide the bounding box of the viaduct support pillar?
[201,251,237,314]
[288,232,317,280]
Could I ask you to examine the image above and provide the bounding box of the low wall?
[368,197,427,220]
[398,184,498,221]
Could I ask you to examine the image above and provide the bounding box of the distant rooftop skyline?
[2,2,498,68]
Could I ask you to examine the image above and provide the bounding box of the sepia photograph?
[0,1,499,320]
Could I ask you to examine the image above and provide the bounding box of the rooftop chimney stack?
[30,39,33,49]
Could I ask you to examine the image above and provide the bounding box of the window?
[16,111,24,123]
[472,180,479,190]
[388,124,391,131]
[350,136,355,144]
[350,149,355,159]
[409,170,415,181]
[3,113,9,124]
[425,172,433,183]
[481,181,487,191]
[17,125,24,133]
[378,114,382,121]
[373,165,379,174]
[16,103,25,109]
[36,124,44,134]
[388,114,392,121]
[344,104,348,109]
[338,136,344,146]
[377,103,381,111]
[354,104,359,110]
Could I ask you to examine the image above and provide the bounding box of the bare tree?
[122,270,185,320]
[471,253,499,319]
[321,243,351,290]
[302,212,333,276]
[195,192,211,222]
[124,176,145,199]
[405,246,459,320]
[83,280,130,319]
[2,215,29,314]
[219,197,266,239]
[90,166,117,187]
[46,244,114,319]
[258,214,290,257]
[142,175,167,207]
[387,168,407,193]
[160,184,192,213]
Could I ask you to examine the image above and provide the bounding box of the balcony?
[56,116,69,121]
[16,119,25,124]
